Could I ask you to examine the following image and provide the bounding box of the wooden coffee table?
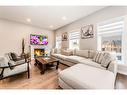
[34,57,59,74]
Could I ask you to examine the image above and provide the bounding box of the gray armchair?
[0,57,30,80]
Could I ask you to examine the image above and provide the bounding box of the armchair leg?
[27,62,30,79]
[28,70,30,79]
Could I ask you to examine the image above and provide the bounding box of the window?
[97,17,124,63]
[56,35,62,49]
[69,31,80,49]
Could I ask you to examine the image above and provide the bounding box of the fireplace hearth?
[34,48,45,58]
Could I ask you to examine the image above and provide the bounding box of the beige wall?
[55,6,127,50]
[0,19,55,56]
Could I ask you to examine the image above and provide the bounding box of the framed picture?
[81,24,94,39]
[62,32,68,41]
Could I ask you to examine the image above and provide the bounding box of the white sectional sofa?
[51,49,118,89]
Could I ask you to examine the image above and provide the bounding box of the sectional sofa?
[51,49,118,89]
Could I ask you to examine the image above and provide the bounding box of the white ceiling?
[0,6,106,30]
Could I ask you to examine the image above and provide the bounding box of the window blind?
[98,17,124,35]
[56,36,61,41]
[69,32,80,40]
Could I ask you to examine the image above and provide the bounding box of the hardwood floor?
[0,60,127,89]
[116,73,127,89]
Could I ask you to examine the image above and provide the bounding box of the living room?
[0,4,127,92]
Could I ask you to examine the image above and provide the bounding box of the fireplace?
[34,48,45,58]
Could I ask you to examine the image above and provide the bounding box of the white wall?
[0,19,55,56]
[55,6,127,75]
[55,6,127,50]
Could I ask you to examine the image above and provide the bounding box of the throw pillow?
[93,52,104,64]
[10,53,17,61]
[8,53,13,60]
[101,52,115,68]
[57,49,61,54]
[61,49,73,56]
[8,60,15,70]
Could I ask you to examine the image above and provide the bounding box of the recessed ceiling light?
[26,18,31,22]
[49,25,54,28]
[62,16,67,20]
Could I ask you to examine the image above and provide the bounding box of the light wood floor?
[0,60,127,89]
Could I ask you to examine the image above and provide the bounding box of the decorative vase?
[21,38,26,58]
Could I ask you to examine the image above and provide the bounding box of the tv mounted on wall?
[30,34,48,45]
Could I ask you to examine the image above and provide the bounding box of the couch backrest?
[75,49,117,75]
[51,48,117,75]
[89,50,96,59]
[75,50,89,58]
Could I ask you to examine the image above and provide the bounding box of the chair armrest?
[16,59,26,64]
[0,65,10,68]
[0,61,27,69]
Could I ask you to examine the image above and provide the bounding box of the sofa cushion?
[59,64,115,89]
[79,58,106,70]
[75,50,89,58]
[51,54,68,60]
[63,55,105,70]
[66,56,84,64]
[56,54,68,60]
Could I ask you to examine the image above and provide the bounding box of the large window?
[69,31,80,49]
[97,17,124,63]
[56,35,62,49]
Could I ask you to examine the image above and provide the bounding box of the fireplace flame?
[34,49,45,57]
